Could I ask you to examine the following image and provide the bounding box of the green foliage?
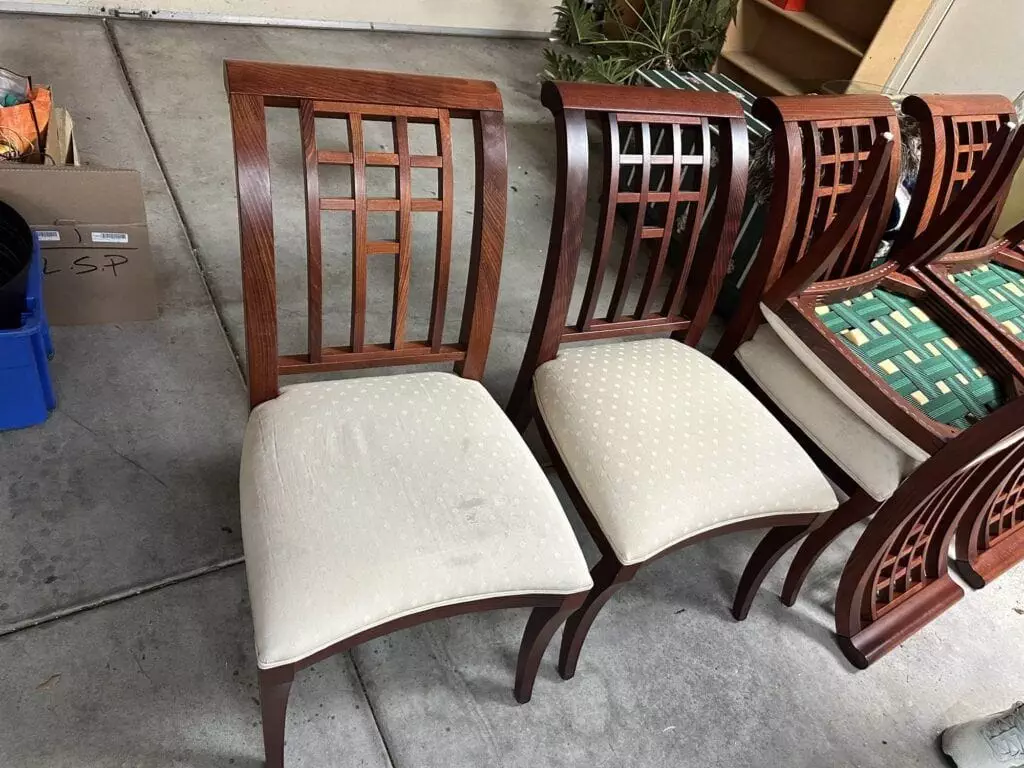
[551,0,604,46]
[543,0,738,84]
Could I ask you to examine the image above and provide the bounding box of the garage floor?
[1,14,1023,768]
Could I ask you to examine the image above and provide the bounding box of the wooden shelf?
[719,51,801,95]
[750,0,866,57]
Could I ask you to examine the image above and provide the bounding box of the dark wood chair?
[894,95,1024,586]
[897,95,1024,368]
[508,80,839,680]
[716,92,1024,666]
[714,95,915,622]
[225,60,593,768]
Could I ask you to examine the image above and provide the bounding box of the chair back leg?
[731,524,811,620]
[558,556,639,680]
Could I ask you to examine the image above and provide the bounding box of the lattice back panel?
[788,116,896,280]
[940,115,1004,215]
[226,60,506,407]
[571,112,715,338]
[298,100,455,359]
[900,95,1016,249]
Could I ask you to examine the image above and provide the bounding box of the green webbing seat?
[949,262,1024,340]
[816,288,1006,429]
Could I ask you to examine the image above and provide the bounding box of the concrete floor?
[1,14,1023,768]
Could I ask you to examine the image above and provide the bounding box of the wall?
[892,0,1024,234]
[0,0,553,34]
[895,0,1023,98]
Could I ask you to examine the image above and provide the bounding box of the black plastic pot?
[0,200,33,330]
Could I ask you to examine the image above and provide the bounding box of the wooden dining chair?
[713,95,916,622]
[225,60,592,768]
[715,92,1024,665]
[508,80,838,680]
[896,95,1024,370]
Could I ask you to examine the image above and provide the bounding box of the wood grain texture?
[298,99,323,363]
[225,61,510,400]
[228,92,277,408]
[225,60,502,112]
[456,109,507,381]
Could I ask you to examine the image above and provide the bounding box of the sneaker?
[942,702,1024,767]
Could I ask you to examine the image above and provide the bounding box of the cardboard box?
[42,106,80,166]
[0,165,157,325]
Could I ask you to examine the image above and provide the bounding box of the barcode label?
[91,232,129,244]
[36,230,61,242]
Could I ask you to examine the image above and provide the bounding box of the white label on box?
[91,232,130,244]
[36,230,61,242]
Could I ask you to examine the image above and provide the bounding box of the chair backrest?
[225,60,508,407]
[715,94,900,360]
[899,94,1016,250]
[756,94,902,284]
[517,80,748,365]
[836,397,1024,665]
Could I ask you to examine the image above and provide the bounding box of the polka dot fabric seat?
[240,372,593,668]
[533,338,838,565]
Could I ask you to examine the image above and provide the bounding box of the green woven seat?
[816,289,1005,429]
[950,262,1024,340]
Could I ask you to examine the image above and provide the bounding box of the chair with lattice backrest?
[226,60,593,768]
[892,95,1024,585]
[715,94,902,363]
[508,80,838,680]
[717,100,1024,665]
[896,96,1024,370]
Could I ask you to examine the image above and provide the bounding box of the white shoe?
[942,703,1024,767]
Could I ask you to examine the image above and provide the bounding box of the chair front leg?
[259,665,295,768]
[731,524,813,620]
[514,591,587,703]
[558,555,639,680]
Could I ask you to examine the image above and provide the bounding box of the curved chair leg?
[732,524,811,621]
[259,665,295,768]
[558,556,638,681]
[781,490,879,607]
[514,592,587,703]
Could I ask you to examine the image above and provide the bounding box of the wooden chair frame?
[898,96,1024,365]
[715,94,902,362]
[226,60,588,768]
[509,80,829,677]
[895,95,1024,585]
[713,95,905,624]
[716,94,1024,666]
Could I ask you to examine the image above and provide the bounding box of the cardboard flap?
[0,165,147,224]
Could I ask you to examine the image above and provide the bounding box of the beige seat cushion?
[760,303,932,464]
[240,372,592,669]
[736,323,924,502]
[533,338,838,566]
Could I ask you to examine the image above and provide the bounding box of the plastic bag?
[0,86,52,160]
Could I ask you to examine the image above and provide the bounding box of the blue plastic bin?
[0,235,55,430]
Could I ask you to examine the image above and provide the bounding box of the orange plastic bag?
[0,87,52,160]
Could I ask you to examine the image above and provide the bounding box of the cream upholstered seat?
[736,322,925,501]
[240,372,593,669]
[533,338,838,566]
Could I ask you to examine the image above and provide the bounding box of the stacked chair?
[715,92,1024,667]
[224,58,1024,766]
